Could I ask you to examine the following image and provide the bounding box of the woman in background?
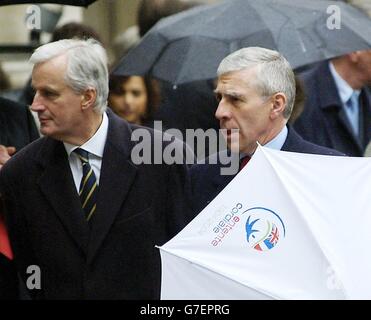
[108,75,161,127]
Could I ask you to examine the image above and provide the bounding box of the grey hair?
[217,47,296,119]
[30,38,108,114]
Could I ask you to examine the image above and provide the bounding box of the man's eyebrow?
[214,90,245,99]
[32,84,57,92]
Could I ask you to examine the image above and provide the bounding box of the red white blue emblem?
[244,207,286,251]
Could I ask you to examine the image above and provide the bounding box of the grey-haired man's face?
[214,67,274,155]
[31,54,86,143]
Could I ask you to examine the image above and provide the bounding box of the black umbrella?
[114,0,371,84]
[0,0,96,6]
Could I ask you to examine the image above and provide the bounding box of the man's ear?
[270,92,286,119]
[81,88,97,110]
[347,51,361,64]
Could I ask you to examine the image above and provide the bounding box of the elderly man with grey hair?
[190,47,343,216]
[0,38,192,299]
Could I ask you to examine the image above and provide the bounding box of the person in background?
[108,74,160,127]
[51,22,103,43]
[0,68,40,303]
[136,0,220,159]
[293,51,371,156]
[288,76,306,125]
[0,97,39,154]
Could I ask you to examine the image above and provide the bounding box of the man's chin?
[227,144,241,154]
[39,126,55,138]
[223,134,240,153]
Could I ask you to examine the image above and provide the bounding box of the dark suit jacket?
[0,97,39,151]
[0,110,192,299]
[0,97,39,300]
[293,62,371,156]
[0,254,17,299]
[0,197,17,300]
[190,126,343,215]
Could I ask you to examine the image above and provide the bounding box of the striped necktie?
[74,148,98,222]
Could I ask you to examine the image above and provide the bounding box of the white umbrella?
[159,146,371,299]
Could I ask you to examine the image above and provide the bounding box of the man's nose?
[215,100,230,120]
[30,92,45,112]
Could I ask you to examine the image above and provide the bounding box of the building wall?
[0,0,139,87]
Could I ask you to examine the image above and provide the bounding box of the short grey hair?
[217,47,296,119]
[30,38,108,114]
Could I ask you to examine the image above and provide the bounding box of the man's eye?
[43,91,56,97]
[215,94,221,102]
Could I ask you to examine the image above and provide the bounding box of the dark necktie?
[239,155,250,172]
[73,148,99,222]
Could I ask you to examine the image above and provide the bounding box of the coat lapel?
[87,111,138,264]
[36,140,89,254]
[336,107,363,150]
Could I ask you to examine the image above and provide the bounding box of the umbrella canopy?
[159,146,371,299]
[114,0,371,84]
[0,0,96,6]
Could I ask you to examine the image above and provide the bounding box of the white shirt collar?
[240,125,288,159]
[64,112,109,158]
[264,125,288,151]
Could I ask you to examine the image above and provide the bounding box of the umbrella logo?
[243,207,286,251]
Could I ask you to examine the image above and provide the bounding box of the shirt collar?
[240,125,288,159]
[329,61,361,104]
[64,112,109,158]
[264,125,288,151]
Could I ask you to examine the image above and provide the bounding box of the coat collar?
[312,62,343,111]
